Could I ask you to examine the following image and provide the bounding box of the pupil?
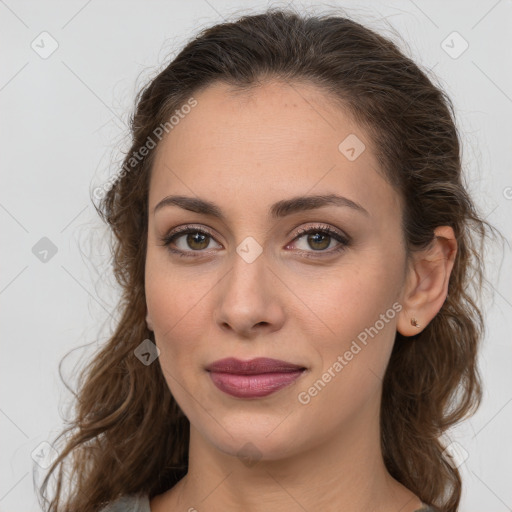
[188,232,208,250]
[308,232,329,250]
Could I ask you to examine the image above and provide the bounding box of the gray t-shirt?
[98,494,151,512]
[98,494,438,511]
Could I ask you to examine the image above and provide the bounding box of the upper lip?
[206,357,305,374]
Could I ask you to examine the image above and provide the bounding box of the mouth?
[205,357,307,399]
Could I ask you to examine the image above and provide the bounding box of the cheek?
[145,270,209,416]
[145,244,211,321]
[144,255,210,364]
[295,279,399,430]
[296,253,403,392]
[306,280,399,383]
[299,255,401,336]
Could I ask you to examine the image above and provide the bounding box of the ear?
[146,310,154,331]
[397,226,457,337]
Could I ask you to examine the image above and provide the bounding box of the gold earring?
[410,317,420,328]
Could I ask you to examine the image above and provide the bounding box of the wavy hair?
[38,7,499,512]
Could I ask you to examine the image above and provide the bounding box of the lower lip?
[208,370,305,398]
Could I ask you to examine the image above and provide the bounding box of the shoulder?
[98,494,151,512]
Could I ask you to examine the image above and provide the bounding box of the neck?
[160,413,422,512]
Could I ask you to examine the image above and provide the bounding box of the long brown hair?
[38,7,499,511]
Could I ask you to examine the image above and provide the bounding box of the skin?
[144,80,457,512]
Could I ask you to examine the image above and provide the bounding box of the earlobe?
[146,310,154,331]
[397,226,457,337]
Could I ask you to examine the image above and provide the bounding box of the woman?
[38,7,496,512]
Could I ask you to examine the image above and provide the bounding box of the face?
[145,80,408,461]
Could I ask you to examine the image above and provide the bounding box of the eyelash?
[159,223,350,259]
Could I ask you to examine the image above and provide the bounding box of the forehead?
[157,80,360,159]
[148,80,400,221]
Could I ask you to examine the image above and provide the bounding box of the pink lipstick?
[206,357,306,399]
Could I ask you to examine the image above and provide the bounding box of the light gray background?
[1,1,511,510]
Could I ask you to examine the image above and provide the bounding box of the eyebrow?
[153,193,369,219]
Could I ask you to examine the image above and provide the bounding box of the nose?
[213,247,285,340]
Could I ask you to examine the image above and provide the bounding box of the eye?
[159,223,350,258]
[287,224,350,257]
[159,224,221,257]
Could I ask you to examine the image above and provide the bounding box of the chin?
[196,415,308,463]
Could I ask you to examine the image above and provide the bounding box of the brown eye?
[289,225,350,257]
[160,225,221,257]
[184,231,210,250]
[160,224,350,259]
[305,232,331,251]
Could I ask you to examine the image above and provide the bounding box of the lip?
[206,357,305,374]
[206,357,306,399]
